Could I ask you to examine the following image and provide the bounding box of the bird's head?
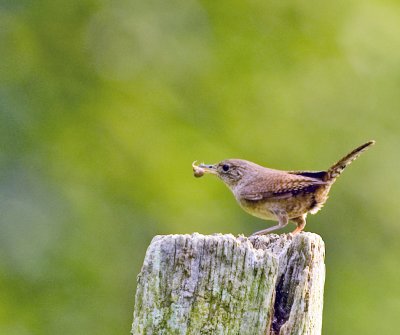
[193,159,256,188]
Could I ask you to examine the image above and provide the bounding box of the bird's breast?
[237,198,278,220]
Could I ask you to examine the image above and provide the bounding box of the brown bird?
[193,140,375,235]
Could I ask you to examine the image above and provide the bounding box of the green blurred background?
[1,0,399,334]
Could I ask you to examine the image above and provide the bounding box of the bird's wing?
[242,192,293,201]
[287,170,327,180]
[240,173,326,201]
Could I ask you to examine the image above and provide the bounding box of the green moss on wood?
[132,233,325,335]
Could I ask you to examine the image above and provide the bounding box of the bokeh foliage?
[1,0,400,334]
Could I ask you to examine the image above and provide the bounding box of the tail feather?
[325,140,375,182]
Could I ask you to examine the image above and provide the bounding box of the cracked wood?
[132,232,325,335]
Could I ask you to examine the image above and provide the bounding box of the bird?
[192,140,375,235]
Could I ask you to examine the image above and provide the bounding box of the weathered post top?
[132,232,325,335]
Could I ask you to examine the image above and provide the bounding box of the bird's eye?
[222,164,230,172]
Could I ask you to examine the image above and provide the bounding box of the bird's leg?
[291,214,307,234]
[251,212,289,236]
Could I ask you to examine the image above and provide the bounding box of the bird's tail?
[325,140,375,182]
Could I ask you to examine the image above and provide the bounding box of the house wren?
[193,140,375,235]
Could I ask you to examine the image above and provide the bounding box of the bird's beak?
[192,161,218,178]
[199,163,218,174]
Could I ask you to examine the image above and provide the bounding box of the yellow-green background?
[1,1,399,334]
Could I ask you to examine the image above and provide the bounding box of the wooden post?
[132,232,325,335]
